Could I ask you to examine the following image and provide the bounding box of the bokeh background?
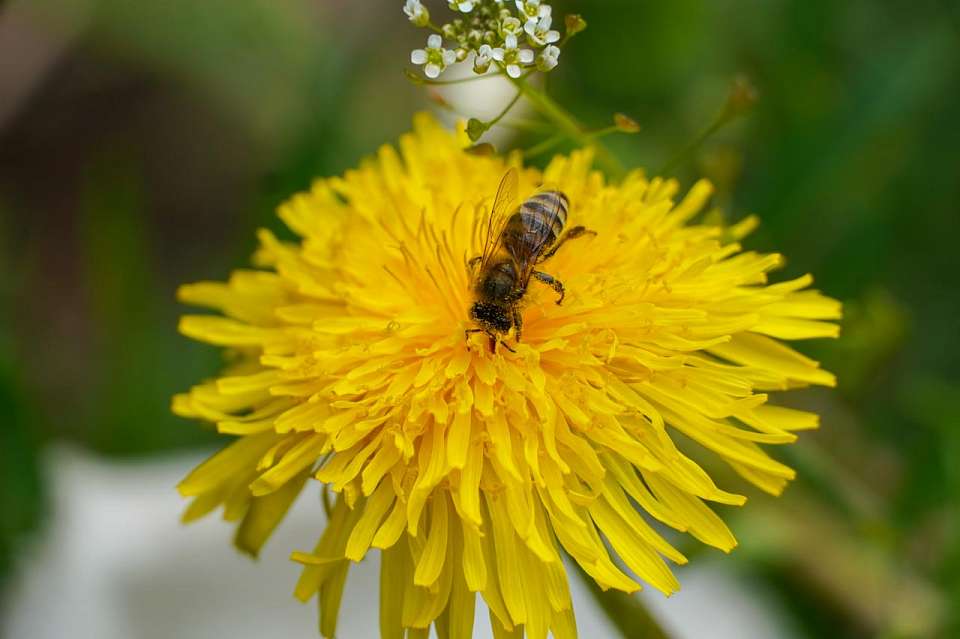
[2,0,958,637]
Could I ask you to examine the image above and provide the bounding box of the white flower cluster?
[404,0,564,79]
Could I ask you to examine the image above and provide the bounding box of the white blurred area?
[1,446,799,639]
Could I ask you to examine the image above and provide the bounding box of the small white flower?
[516,0,551,20]
[410,34,458,79]
[536,44,560,71]
[448,0,475,12]
[499,16,523,38]
[524,14,560,46]
[403,0,430,27]
[474,44,494,74]
[491,33,534,78]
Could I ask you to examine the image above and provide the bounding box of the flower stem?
[657,75,758,176]
[413,70,507,86]
[656,117,728,178]
[501,116,554,133]
[587,125,623,140]
[508,76,625,179]
[524,133,565,159]
[488,90,524,129]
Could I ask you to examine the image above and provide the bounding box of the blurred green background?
[1,0,958,637]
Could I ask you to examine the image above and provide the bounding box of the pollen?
[173,113,840,639]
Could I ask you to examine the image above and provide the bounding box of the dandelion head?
[174,114,839,638]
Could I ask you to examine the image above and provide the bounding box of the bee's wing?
[478,167,519,274]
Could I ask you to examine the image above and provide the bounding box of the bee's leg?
[540,226,597,262]
[467,255,482,272]
[533,271,565,305]
[511,305,523,343]
[466,327,515,354]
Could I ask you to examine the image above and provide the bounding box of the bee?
[467,167,595,350]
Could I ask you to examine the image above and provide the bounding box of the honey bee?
[467,168,595,350]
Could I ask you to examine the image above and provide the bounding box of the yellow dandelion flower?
[174,113,840,639]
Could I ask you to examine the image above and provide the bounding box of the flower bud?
[403,0,430,28]
[565,14,587,37]
[614,113,641,133]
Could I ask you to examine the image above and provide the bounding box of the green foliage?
[0,262,44,582]
[1,0,958,636]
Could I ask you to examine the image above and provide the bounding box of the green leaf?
[466,118,489,142]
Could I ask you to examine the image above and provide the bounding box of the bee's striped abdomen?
[503,191,569,262]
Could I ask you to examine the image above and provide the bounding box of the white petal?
[427,34,442,49]
[524,22,536,37]
[459,1,474,10]
[411,49,427,64]
[425,63,441,78]
[479,44,493,56]
[540,15,552,29]
[442,49,457,65]
[519,49,534,64]
[539,4,552,18]
[491,48,505,61]
[505,34,518,49]
[545,30,560,43]
[507,64,522,78]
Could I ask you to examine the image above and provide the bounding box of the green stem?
[415,70,507,86]
[500,116,554,133]
[656,75,757,176]
[488,90,524,129]
[512,77,582,137]
[587,125,622,140]
[523,133,565,159]
[656,116,729,177]
[509,76,625,178]
[575,565,673,639]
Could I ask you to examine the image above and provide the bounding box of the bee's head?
[469,301,512,334]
